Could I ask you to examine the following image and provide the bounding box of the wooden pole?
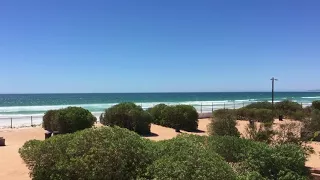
[31,116,33,126]
[11,118,12,128]
[200,103,202,113]
[212,102,213,112]
[271,77,278,107]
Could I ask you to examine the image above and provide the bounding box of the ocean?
[1,92,320,127]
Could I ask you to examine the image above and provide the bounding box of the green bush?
[145,136,236,180]
[245,122,275,144]
[235,108,252,120]
[147,103,168,125]
[244,101,273,110]
[236,171,267,180]
[175,105,198,131]
[19,126,154,180]
[42,107,96,134]
[213,109,236,120]
[312,100,320,110]
[101,102,152,135]
[42,110,58,132]
[235,108,274,122]
[302,109,320,141]
[275,100,302,117]
[243,143,309,179]
[303,106,313,118]
[210,109,240,137]
[254,109,274,123]
[151,104,198,131]
[160,105,180,128]
[207,136,259,163]
[291,110,306,121]
[173,134,310,179]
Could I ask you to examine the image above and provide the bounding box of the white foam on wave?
[0,103,119,113]
[0,100,253,114]
[301,96,320,99]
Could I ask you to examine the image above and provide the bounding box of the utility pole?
[270,77,278,107]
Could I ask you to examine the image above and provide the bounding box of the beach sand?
[1,119,320,180]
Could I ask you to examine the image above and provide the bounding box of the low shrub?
[244,101,273,110]
[175,105,199,131]
[147,103,168,125]
[291,110,306,121]
[207,136,258,163]
[235,108,253,120]
[145,136,236,180]
[213,109,236,120]
[176,134,310,179]
[312,100,320,110]
[101,102,152,135]
[42,107,96,134]
[254,109,274,123]
[149,104,198,131]
[210,109,240,137]
[236,171,266,180]
[245,122,275,144]
[42,110,58,132]
[275,100,302,117]
[242,143,309,179]
[235,108,274,122]
[303,106,313,118]
[302,109,320,141]
[276,122,302,145]
[19,126,154,180]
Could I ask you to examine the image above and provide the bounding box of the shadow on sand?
[183,129,206,133]
[142,132,159,137]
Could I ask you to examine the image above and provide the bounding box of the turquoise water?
[1,92,320,118]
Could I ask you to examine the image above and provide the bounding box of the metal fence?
[0,100,307,128]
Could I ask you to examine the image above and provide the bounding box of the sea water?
[1,92,320,127]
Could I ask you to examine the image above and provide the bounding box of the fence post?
[211,102,213,112]
[11,118,12,128]
[200,103,203,113]
[224,103,225,109]
[233,101,235,109]
[31,116,33,126]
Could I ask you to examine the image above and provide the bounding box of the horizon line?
[0,90,318,95]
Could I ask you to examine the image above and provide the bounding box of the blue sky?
[0,0,319,93]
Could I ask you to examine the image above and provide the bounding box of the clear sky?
[0,0,319,93]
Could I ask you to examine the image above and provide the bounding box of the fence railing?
[0,100,309,128]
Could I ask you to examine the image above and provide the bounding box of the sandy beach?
[1,119,320,180]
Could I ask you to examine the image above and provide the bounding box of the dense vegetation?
[19,127,311,180]
[20,127,153,180]
[148,104,198,131]
[24,100,320,179]
[144,136,236,180]
[100,102,152,135]
[301,109,320,141]
[312,100,320,110]
[42,107,96,134]
[209,109,240,137]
